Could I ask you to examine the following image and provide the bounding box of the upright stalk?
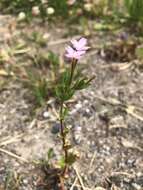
[59,59,77,178]
[60,101,68,177]
[69,59,77,86]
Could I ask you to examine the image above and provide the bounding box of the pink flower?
[65,46,85,60]
[71,38,90,51]
[65,37,89,60]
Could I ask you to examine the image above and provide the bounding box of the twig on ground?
[110,171,135,178]
[99,62,133,71]
[0,148,28,163]
[28,118,37,129]
[89,152,96,169]
[74,166,87,190]
[125,105,143,122]
[0,134,23,146]
[70,177,78,190]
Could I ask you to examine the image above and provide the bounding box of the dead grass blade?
[74,166,87,190]
[100,62,133,71]
[89,152,96,169]
[13,48,31,55]
[0,148,28,163]
[0,134,23,146]
[125,105,143,121]
[70,177,78,190]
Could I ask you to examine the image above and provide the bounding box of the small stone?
[136,172,142,177]
[75,103,82,110]
[86,108,90,113]
[43,111,50,118]
[91,141,95,146]
[83,99,88,104]
[74,134,82,144]
[87,141,91,145]
[90,91,94,96]
[75,125,82,131]
[51,123,60,134]
[23,179,28,185]
[127,159,136,167]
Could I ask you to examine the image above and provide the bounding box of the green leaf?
[25,69,48,106]
[61,70,71,86]
[48,51,59,67]
[58,157,65,169]
[73,77,90,90]
[66,153,77,165]
[55,84,75,101]
[47,148,54,160]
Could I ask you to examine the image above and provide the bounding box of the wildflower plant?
[55,38,94,180]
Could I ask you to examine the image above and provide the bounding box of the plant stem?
[69,59,77,86]
[60,101,68,177]
[60,59,77,178]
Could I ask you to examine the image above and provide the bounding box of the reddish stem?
[60,102,68,177]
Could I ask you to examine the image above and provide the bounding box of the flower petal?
[71,39,78,46]
[79,38,87,47]
[65,46,74,54]
[71,38,89,51]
